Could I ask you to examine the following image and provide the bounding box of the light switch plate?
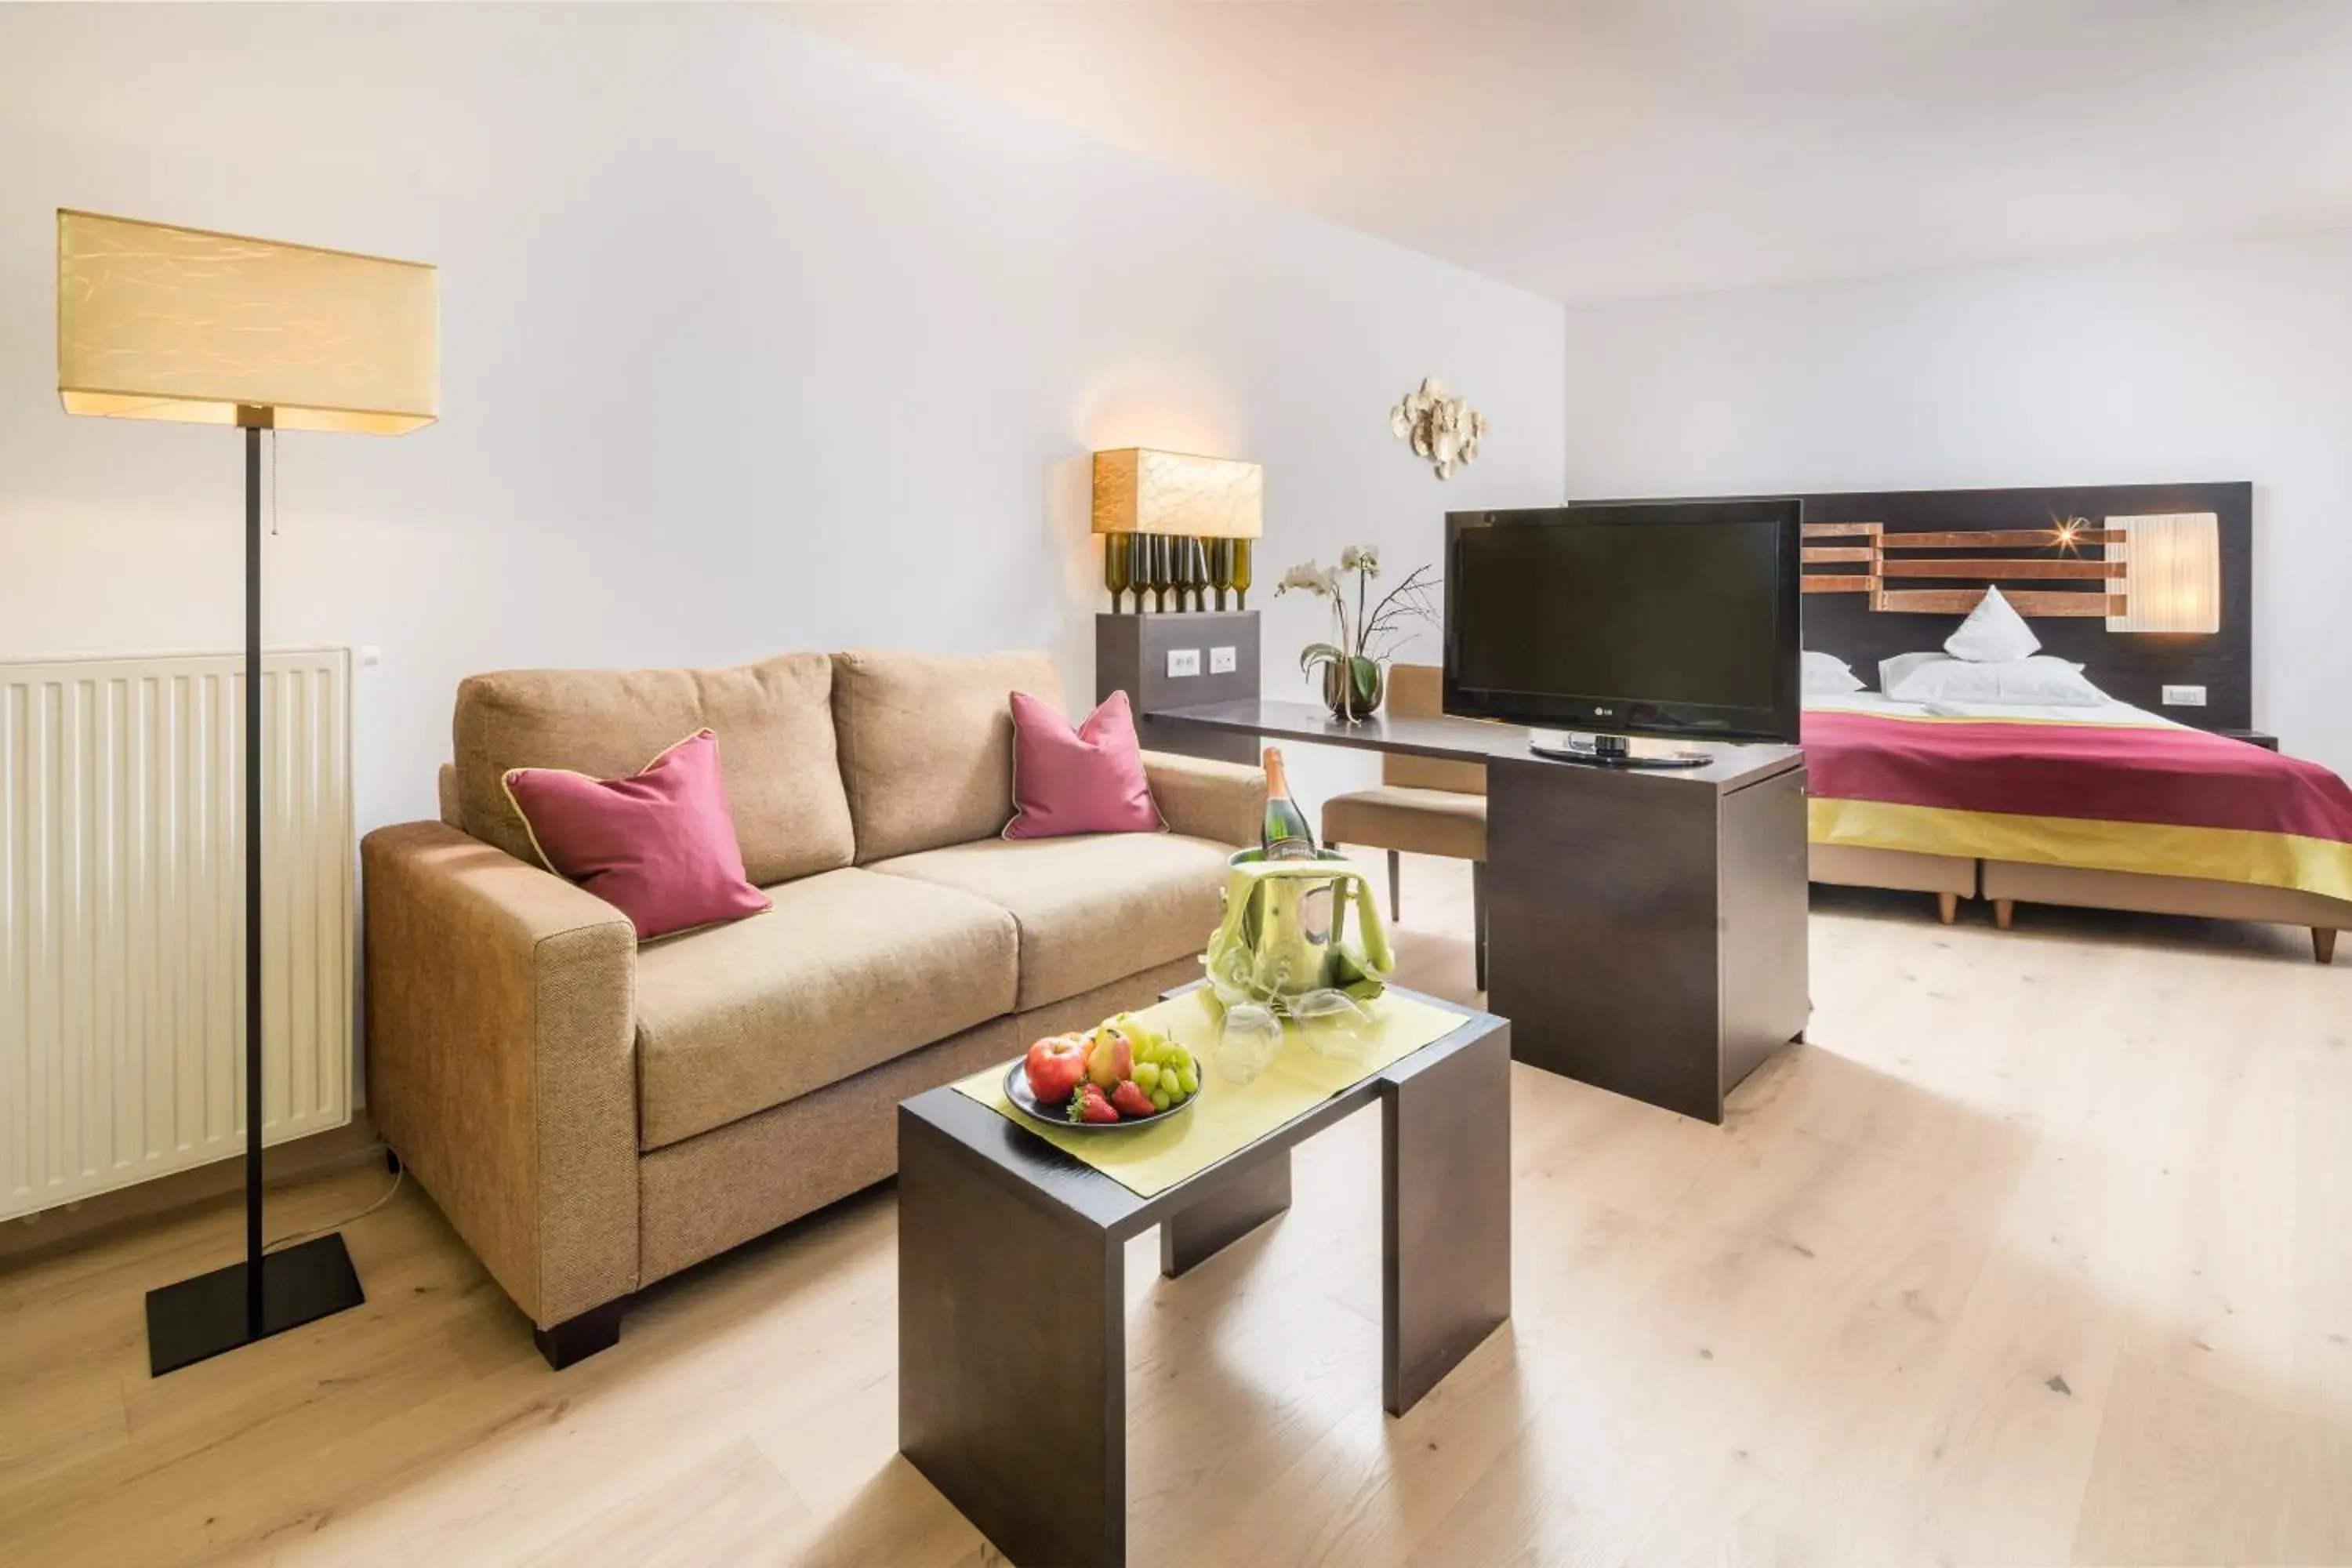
[2161,684,2208,707]
[1166,648,1202,678]
[1208,645,1238,674]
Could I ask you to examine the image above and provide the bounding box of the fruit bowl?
[1008,1014,1206,1132]
[1003,1062,1199,1134]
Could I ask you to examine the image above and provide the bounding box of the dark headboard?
[1795,481,2252,729]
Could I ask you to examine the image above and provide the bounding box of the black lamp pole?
[143,416,366,1377]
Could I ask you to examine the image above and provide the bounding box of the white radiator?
[2,648,354,1222]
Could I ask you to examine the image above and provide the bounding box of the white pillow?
[1882,654,2108,707]
[1802,650,1865,695]
[1944,586,2041,663]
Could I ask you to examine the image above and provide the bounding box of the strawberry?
[1066,1083,1120,1123]
[1110,1080,1156,1118]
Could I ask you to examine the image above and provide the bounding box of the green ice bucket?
[1202,848,1396,1010]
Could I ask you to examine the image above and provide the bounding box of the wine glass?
[1293,988,1374,1062]
[1214,1004,1283,1085]
[1104,531,1131,612]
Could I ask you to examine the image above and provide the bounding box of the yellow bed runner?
[1810,797,2352,904]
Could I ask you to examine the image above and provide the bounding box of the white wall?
[1563,230,2352,773]
[0,4,1565,839]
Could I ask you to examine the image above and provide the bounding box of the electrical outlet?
[1208,645,1238,674]
[1166,648,1202,678]
[2161,684,2208,707]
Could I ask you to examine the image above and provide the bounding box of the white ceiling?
[779,0,2352,303]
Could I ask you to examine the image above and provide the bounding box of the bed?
[1803,691,2352,962]
[1794,480,2347,964]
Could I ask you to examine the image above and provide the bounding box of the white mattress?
[1803,691,2181,730]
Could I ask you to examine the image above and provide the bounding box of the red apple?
[1084,1026,1135,1089]
[1025,1033,1089,1105]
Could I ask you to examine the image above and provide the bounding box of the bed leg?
[1936,891,1958,926]
[1994,898,2015,931]
[2316,928,2337,966]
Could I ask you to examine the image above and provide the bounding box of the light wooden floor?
[5,856,2350,1567]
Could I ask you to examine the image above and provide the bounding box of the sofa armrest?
[362,821,640,1329]
[1144,750,1265,847]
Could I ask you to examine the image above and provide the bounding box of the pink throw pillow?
[503,729,771,940]
[1004,690,1163,840]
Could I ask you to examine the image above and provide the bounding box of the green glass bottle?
[1230,538,1254,611]
[1260,746,1318,860]
[1148,533,1173,612]
[1104,530,1131,612]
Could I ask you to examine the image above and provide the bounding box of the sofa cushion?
[868,833,1229,1011]
[454,654,855,887]
[833,648,1062,862]
[1005,690,1161,840]
[503,729,773,940]
[633,867,1018,1149]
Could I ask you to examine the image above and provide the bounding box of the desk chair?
[1320,664,1490,989]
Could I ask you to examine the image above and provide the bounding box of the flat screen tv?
[1443,499,1802,760]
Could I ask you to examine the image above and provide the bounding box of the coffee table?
[896,985,1512,1567]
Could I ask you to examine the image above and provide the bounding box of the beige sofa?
[362,649,1261,1367]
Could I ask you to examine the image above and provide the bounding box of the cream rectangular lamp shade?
[2106,513,2220,634]
[57,209,438,1377]
[57,209,437,434]
[1091,448,1263,614]
[1091,448,1263,538]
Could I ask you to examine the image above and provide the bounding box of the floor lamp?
[56,210,438,1376]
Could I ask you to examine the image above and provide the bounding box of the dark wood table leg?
[1161,1149,1293,1277]
[1381,1024,1512,1415]
[898,1111,1125,1566]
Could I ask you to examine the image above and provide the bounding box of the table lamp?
[1091,448,1263,612]
[57,209,438,1375]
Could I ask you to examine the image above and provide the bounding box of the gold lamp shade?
[57,209,437,434]
[1091,448,1262,539]
[2106,513,2221,634]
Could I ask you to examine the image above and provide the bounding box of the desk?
[1151,699,1809,1123]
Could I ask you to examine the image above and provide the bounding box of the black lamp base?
[144,1232,365,1377]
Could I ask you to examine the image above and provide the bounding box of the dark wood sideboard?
[1149,699,1809,1123]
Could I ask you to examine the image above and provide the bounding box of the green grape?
[1149,1088,1173,1112]
[1133,1062,1161,1092]
[1175,1065,1199,1095]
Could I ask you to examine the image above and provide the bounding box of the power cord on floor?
[264,1153,404,1254]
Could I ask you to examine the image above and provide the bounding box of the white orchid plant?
[1275,544,1442,720]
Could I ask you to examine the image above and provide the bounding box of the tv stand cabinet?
[1149,699,1808,1123]
[1484,752,1807,1120]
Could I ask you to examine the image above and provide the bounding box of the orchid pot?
[1276,545,1439,725]
[1319,658,1385,724]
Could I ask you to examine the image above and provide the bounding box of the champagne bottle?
[1261,746,1318,860]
